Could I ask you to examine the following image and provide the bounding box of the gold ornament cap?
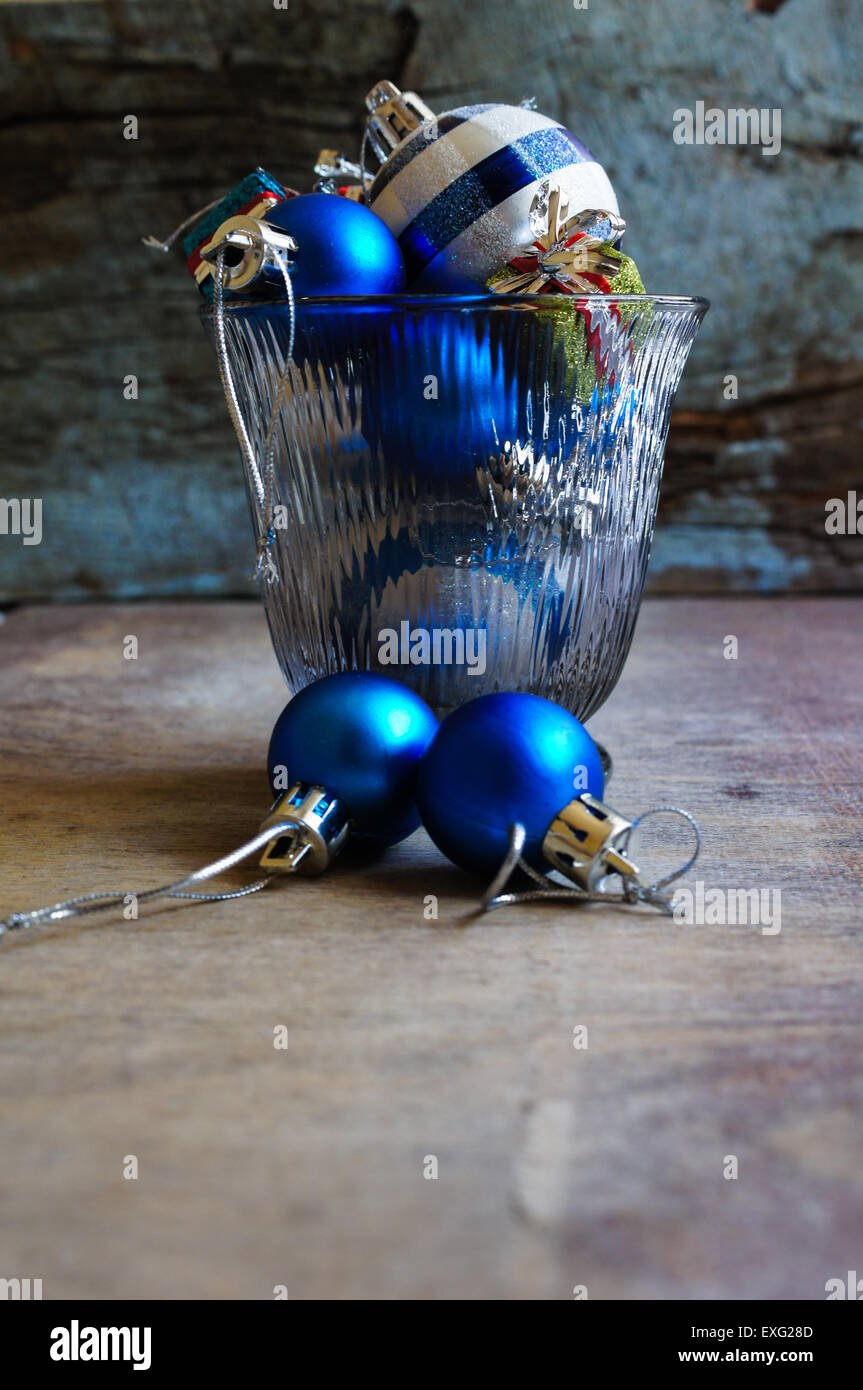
[542,793,644,893]
[258,785,350,876]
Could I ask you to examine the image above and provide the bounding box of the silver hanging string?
[627,806,702,894]
[595,741,613,782]
[358,126,374,200]
[141,197,224,253]
[481,807,701,916]
[210,243,296,585]
[0,819,310,947]
[4,231,300,949]
[145,199,292,569]
[211,245,266,507]
[254,246,296,584]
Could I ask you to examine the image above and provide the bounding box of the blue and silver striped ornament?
[367,102,618,292]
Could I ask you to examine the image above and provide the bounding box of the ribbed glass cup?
[205,293,707,717]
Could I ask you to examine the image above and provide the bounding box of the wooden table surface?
[1,598,861,1301]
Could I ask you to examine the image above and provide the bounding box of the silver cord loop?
[359,127,372,200]
[481,804,701,917]
[211,242,296,584]
[595,741,613,782]
[0,822,299,946]
[480,822,527,906]
[254,246,295,584]
[212,245,266,506]
[624,806,702,892]
[141,197,224,253]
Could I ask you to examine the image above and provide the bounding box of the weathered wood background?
[0,0,861,602]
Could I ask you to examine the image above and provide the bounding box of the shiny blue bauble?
[264,193,405,298]
[360,304,520,483]
[268,672,437,847]
[417,692,604,876]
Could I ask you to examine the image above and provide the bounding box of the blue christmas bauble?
[359,303,520,482]
[265,193,406,297]
[268,672,437,846]
[417,692,603,875]
[368,103,618,292]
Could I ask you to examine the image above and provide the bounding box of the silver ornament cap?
[364,79,436,163]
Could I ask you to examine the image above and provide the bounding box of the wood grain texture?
[0,597,861,1300]
[1,0,861,601]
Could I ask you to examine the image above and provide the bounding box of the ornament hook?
[480,801,701,917]
[363,80,436,164]
[199,215,297,293]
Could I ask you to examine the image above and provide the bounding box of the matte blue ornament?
[264,192,406,297]
[268,672,437,849]
[416,691,603,875]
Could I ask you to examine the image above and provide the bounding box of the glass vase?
[205,292,707,718]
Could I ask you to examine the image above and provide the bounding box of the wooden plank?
[0,597,861,1299]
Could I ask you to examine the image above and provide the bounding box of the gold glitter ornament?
[599,245,646,295]
[484,180,653,407]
